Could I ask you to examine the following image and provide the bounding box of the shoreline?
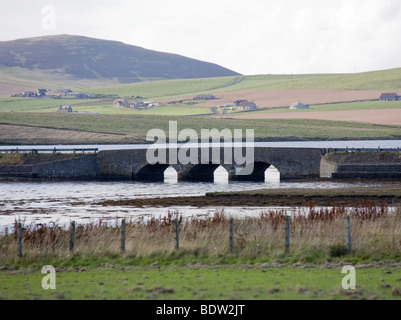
[96,185,401,208]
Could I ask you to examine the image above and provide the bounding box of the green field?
[82,68,401,98]
[2,97,401,117]
[83,76,242,99]
[1,68,401,117]
[0,97,91,112]
[67,104,211,116]
[1,112,401,145]
[0,97,212,116]
[222,68,401,91]
[1,197,401,301]
[1,262,400,300]
[1,67,401,143]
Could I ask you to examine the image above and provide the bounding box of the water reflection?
[163,164,280,184]
[0,174,392,233]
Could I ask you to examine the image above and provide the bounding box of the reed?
[1,205,400,264]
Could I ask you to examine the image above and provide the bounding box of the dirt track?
[229,109,401,126]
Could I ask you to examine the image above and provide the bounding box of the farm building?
[37,89,48,96]
[289,101,310,109]
[113,99,130,107]
[234,100,257,110]
[380,93,400,101]
[194,94,216,100]
[54,89,72,98]
[55,105,73,113]
[65,92,84,99]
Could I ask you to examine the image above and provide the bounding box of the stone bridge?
[97,146,326,182]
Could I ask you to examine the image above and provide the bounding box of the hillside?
[0,34,240,87]
[85,67,401,98]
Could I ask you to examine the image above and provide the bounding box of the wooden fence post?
[174,218,179,251]
[121,219,126,254]
[229,217,234,254]
[17,223,22,258]
[285,216,290,255]
[70,221,76,255]
[346,215,351,254]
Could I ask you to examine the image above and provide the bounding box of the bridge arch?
[226,161,272,182]
[178,163,221,182]
[135,163,177,181]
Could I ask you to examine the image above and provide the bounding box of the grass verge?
[1,263,401,300]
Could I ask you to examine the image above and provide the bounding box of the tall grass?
[1,205,400,264]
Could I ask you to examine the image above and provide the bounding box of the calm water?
[1,140,400,232]
[0,167,393,233]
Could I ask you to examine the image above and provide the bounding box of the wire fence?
[1,206,400,260]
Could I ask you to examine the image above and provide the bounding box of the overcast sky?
[1,0,401,75]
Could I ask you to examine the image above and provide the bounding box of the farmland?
[231,108,401,126]
[1,202,401,300]
[0,69,400,132]
[1,112,401,145]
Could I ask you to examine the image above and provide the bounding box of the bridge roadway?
[97,146,327,182]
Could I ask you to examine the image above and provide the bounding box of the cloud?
[0,0,400,74]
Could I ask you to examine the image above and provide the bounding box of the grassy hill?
[225,68,401,91]
[0,35,239,88]
[82,67,401,98]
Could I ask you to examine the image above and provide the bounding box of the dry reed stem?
[1,206,400,260]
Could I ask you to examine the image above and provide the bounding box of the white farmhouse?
[289,101,309,109]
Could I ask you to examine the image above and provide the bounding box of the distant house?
[234,100,257,110]
[55,105,73,113]
[37,89,47,96]
[289,101,309,109]
[113,99,130,107]
[194,94,216,100]
[54,89,72,98]
[380,93,400,101]
[21,91,36,97]
[131,101,159,109]
[65,92,84,99]
[45,90,56,97]
[132,101,146,109]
